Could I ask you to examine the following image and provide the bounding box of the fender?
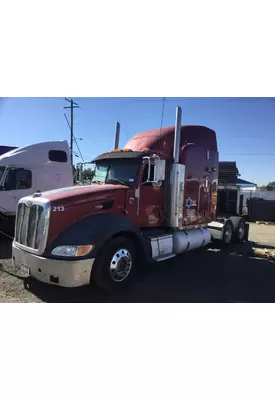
[44,213,152,261]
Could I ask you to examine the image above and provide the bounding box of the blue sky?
[0,97,274,185]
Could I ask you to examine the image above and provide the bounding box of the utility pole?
[64,98,80,167]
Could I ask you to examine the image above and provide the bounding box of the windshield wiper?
[106,178,125,185]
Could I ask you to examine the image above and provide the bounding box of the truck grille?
[15,203,45,250]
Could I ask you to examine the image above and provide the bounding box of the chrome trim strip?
[17,204,24,243]
[14,196,51,255]
[32,205,39,248]
[23,206,30,246]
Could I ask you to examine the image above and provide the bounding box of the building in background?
[236,178,257,191]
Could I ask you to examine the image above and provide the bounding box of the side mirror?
[154,159,166,181]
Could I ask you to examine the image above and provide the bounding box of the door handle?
[129,197,135,205]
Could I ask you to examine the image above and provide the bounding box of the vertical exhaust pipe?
[114,121,120,150]
[80,163,83,184]
[173,106,182,163]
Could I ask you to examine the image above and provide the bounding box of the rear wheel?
[0,215,15,238]
[229,216,246,243]
[221,220,234,246]
[91,236,138,292]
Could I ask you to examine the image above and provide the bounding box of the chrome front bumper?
[12,242,95,288]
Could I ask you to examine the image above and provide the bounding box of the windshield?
[0,166,6,184]
[92,159,139,185]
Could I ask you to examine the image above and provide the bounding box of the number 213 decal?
[53,206,65,212]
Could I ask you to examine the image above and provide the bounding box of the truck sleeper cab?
[12,107,248,291]
[0,141,73,235]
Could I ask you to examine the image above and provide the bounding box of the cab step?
[148,234,176,262]
[153,253,176,262]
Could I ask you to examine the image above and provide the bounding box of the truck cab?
[12,107,247,291]
[0,141,73,234]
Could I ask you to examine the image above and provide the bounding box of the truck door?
[1,167,33,214]
[137,161,165,227]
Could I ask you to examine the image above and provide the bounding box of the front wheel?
[91,236,138,292]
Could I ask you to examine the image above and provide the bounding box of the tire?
[91,236,138,292]
[229,216,246,243]
[220,220,234,246]
[0,216,15,239]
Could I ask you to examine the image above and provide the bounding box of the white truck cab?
[0,141,73,234]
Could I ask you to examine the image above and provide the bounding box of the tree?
[73,165,77,184]
[82,168,94,181]
[266,182,275,191]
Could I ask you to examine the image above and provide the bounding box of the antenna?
[159,97,166,146]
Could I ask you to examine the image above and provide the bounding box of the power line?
[73,137,85,163]
[72,97,275,103]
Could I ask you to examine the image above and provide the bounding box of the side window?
[4,169,32,191]
[142,163,155,184]
[49,150,68,163]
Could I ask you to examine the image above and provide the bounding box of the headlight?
[51,245,94,257]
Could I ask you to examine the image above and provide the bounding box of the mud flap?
[244,222,250,241]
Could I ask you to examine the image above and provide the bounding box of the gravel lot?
[1,223,275,303]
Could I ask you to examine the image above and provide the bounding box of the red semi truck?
[12,107,248,291]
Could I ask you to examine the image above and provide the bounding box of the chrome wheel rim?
[238,222,245,240]
[109,248,132,282]
[224,224,233,243]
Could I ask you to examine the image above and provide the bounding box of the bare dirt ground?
[0,223,275,303]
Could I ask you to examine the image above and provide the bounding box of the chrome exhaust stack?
[173,106,182,163]
[113,122,120,150]
[168,106,185,229]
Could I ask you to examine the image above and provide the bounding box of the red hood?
[42,183,128,202]
[42,184,128,245]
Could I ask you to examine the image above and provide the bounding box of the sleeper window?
[49,150,68,163]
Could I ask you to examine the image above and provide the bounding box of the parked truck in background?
[0,146,18,156]
[217,161,245,218]
[0,141,73,235]
[12,107,248,291]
